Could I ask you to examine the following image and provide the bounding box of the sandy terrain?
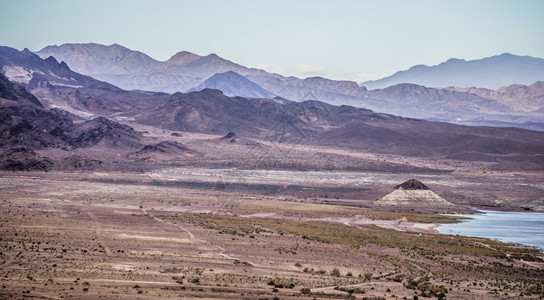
[1,171,543,299]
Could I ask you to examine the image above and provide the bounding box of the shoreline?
[436,210,544,252]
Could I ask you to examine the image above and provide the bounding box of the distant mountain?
[189,71,275,98]
[36,43,269,93]
[32,44,544,129]
[246,75,367,106]
[0,46,116,90]
[3,70,544,171]
[364,83,513,120]
[37,43,158,75]
[362,53,544,90]
[36,43,367,104]
[445,81,544,113]
[1,46,170,117]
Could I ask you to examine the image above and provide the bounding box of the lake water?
[437,210,544,251]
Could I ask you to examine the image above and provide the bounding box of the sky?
[1,0,543,82]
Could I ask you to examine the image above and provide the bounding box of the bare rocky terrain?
[1,170,543,299]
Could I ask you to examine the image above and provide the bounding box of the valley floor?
[0,171,543,299]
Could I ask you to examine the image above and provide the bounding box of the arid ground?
[1,164,543,299]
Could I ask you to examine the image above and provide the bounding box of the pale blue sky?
[1,0,543,82]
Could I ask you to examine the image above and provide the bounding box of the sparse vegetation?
[1,173,542,299]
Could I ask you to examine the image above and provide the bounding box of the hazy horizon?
[2,0,544,82]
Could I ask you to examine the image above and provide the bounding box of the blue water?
[437,210,544,251]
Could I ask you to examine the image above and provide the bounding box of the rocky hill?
[394,179,430,190]
[74,117,142,148]
[128,141,197,161]
[189,71,275,98]
[0,74,145,170]
[375,179,455,212]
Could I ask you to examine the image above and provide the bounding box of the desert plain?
[1,129,543,300]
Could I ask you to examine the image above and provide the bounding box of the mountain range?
[36,43,367,107]
[1,49,544,172]
[128,88,544,161]
[0,44,543,130]
[36,43,275,93]
[445,81,544,113]
[33,43,544,129]
[362,53,544,90]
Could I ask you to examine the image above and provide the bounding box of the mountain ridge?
[35,43,367,102]
[1,45,118,90]
[21,43,544,130]
[362,53,544,90]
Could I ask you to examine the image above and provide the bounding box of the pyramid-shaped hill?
[394,179,430,190]
[375,179,454,208]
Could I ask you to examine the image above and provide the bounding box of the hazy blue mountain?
[362,53,544,90]
[188,71,276,98]
[364,83,512,119]
[0,46,117,90]
[38,43,158,75]
[36,43,268,93]
[35,43,367,102]
[445,81,544,113]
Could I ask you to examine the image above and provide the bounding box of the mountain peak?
[36,43,159,76]
[189,72,275,98]
[445,58,465,63]
[190,88,225,96]
[394,179,430,190]
[44,56,59,64]
[166,51,201,65]
[201,53,225,62]
[498,52,514,57]
[109,43,125,48]
[407,64,427,71]
[214,70,242,77]
[0,73,43,106]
